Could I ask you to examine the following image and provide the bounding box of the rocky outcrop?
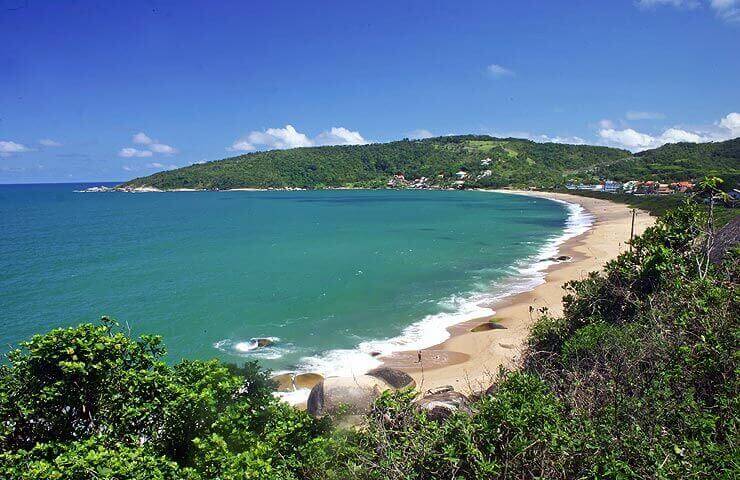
[470,320,506,332]
[307,368,414,418]
[366,367,416,389]
[709,216,739,264]
[254,338,274,348]
[414,389,471,421]
[308,376,389,417]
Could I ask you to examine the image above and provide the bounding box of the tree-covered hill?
[120,135,740,190]
[591,137,740,186]
[120,136,630,190]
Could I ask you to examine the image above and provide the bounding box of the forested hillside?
[592,137,740,186]
[121,136,630,190]
[121,135,740,191]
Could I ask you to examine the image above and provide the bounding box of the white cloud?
[718,112,740,136]
[229,124,368,152]
[146,162,178,170]
[132,132,153,145]
[598,128,658,150]
[637,0,739,21]
[39,138,62,147]
[315,127,367,146]
[598,119,615,129]
[710,0,740,21]
[408,129,434,139]
[626,111,666,120]
[118,147,153,158]
[120,132,177,157]
[538,135,587,145]
[597,111,739,151]
[0,140,30,157]
[486,64,515,78]
[637,0,700,9]
[148,143,177,154]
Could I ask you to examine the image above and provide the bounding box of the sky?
[0,0,739,183]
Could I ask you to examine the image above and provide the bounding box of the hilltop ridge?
[120,135,740,191]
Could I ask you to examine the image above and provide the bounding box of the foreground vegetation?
[121,136,740,191]
[1,203,737,479]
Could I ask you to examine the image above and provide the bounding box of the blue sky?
[1,0,738,183]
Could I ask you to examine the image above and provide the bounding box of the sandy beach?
[380,190,657,394]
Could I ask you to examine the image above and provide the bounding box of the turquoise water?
[0,185,588,377]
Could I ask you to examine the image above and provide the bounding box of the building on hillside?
[481,158,492,166]
[622,180,640,194]
[728,189,740,206]
[477,169,493,180]
[670,181,694,193]
[603,180,622,193]
[455,170,468,180]
[657,183,672,195]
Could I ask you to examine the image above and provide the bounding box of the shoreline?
[377,190,656,394]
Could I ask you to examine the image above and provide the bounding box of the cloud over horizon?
[118,132,178,158]
[0,141,31,157]
[229,125,367,152]
[597,112,739,151]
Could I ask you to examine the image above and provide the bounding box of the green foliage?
[594,137,740,186]
[122,135,630,190]
[122,135,740,191]
[0,319,327,480]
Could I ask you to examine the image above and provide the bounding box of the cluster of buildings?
[565,180,696,195]
[386,174,434,189]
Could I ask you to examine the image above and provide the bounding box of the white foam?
[213,337,285,360]
[273,388,312,405]
[293,197,593,380]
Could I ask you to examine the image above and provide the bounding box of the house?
[477,169,493,180]
[455,170,468,180]
[657,183,672,195]
[603,180,621,193]
[671,181,694,193]
[481,158,492,166]
[728,189,740,206]
[622,180,640,194]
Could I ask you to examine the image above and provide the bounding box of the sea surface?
[0,184,591,378]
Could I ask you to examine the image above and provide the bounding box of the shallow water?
[0,185,589,376]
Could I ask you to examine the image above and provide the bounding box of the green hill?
[591,137,740,186]
[120,135,630,190]
[120,135,740,190]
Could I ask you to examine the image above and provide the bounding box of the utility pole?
[629,209,636,253]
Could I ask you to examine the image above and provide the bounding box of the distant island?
[119,135,740,192]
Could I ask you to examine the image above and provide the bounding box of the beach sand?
[380,190,656,395]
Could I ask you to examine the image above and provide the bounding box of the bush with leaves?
[0,318,329,480]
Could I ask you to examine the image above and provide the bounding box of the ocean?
[0,184,591,379]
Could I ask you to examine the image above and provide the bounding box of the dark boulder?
[415,390,471,421]
[366,367,416,389]
[709,215,740,264]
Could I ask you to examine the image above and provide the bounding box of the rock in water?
[272,373,295,391]
[294,372,323,390]
[307,375,395,417]
[366,367,416,389]
[254,338,273,348]
[415,390,471,421]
